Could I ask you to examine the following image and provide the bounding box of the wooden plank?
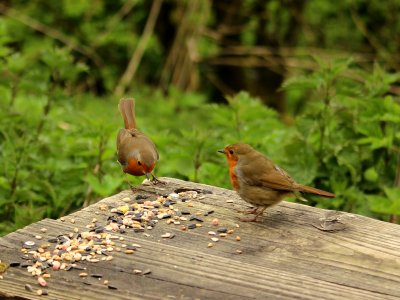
[0,177,399,299]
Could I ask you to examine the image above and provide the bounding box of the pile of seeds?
[9,190,241,296]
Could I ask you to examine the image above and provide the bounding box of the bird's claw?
[239,216,263,222]
[236,207,259,215]
[150,175,166,185]
[238,207,267,222]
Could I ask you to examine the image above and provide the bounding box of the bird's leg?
[125,174,138,192]
[239,207,267,222]
[150,173,166,185]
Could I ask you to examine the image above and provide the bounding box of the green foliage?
[282,58,400,217]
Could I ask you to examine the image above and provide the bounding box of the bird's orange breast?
[227,159,240,191]
[124,159,144,176]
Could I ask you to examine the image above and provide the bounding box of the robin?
[116,98,161,186]
[218,143,335,222]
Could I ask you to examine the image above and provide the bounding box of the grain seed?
[143,269,152,275]
[25,284,33,292]
[187,224,196,229]
[236,236,241,241]
[24,241,35,247]
[211,218,219,226]
[38,276,47,287]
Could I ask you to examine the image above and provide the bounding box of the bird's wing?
[240,155,297,191]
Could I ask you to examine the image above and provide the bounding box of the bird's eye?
[138,161,142,166]
[229,150,234,155]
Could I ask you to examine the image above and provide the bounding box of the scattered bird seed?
[125,250,134,254]
[60,217,65,222]
[236,250,243,254]
[108,285,118,290]
[79,272,88,277]
[211,218,219,226]
[211,237,219,242]
[207,243,214,248]
[226,199,234,203]
[219,233,228,237]
[236,236,241,241]
[217,227,228,233]
[40,228,47,233]
[24,241,35,247]
[143,269,152,275]
[187,224,196,229]
[189,216,204,222]
[70,219,75,224]
[9,262,20,267]
[208,231,216,235]
[36,289,43,296]
[38,276,47,287]
[20,262,32,268]
[25,284,33,292]
[91,274,103,278]
[133,269,142,274]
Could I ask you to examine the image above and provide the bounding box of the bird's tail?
[119,98,136,129]
[297,184,335,198]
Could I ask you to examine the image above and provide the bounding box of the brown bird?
[117,98,161,185]
[218,143,335,222]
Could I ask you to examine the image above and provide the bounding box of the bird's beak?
[145,173,151,180]
[217,149,225,154]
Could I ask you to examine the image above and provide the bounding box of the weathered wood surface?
[0,177,399,300]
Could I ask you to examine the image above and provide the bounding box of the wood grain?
[0,177,399,299]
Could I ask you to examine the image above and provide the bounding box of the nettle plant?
[0,45,95,234]
[282,58,400,221]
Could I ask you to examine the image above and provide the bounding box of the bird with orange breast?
[117,98,162,186]
[218,143,335,222]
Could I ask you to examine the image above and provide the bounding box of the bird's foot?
[236,207,259,215]
[239,215,263,222]
[150,174,166,185]
[239,207,267,222]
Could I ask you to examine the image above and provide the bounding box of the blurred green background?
[0,0,400,235]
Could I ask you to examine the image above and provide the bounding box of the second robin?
[218,143,335,222]
[117,98,161,186]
